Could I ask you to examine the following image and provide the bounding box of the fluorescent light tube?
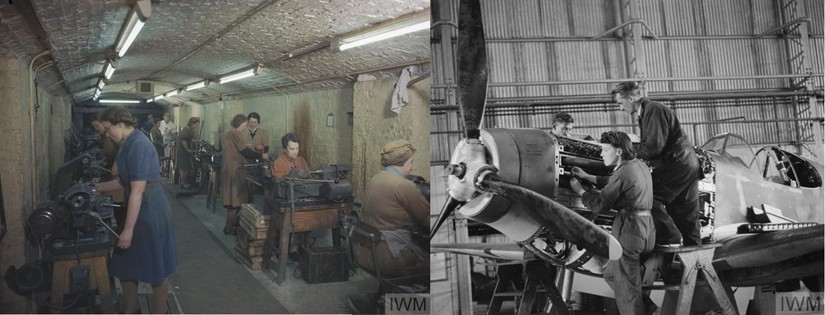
[186,81,206,91]
[99,99,140,104]
[164,90,179,98]
[104,62,115,80]
[219,68,257,84]
[97,80,106,90]
[335,10,430,51]
[116,11,146,58]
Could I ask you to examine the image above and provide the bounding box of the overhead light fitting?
[147,96,155,102]
[164,89,179,98]
[115,0,151,58]
[99,99,140,104]
[104,62,115,80]
[332,9,430,51]
[219,66,260,84]
[93,89,101,100]
[97,80,106,90]
[185,81,207,91]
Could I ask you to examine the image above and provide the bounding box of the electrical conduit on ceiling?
[28,50,51,207]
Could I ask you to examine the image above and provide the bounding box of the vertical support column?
[628,0,647,88]
[454,217,474,314]
[620,0,648,134]
[793,1,824,159]
[438,0,457,109]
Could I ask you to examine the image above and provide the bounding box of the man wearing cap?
[355,139,429,276]
[271,133,309,179]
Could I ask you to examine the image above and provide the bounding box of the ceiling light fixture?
[331,9,430,51]
[97,80,106,90]
[219,66,260,84]
[103,61,116,80]
[114,0,151,58]
[164,89,179,98]
[93,89,101,100]
[185,81,207,91]
[99,99,140,104]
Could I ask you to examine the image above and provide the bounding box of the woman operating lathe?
[94,106,179,314]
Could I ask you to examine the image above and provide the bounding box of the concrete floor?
[161,181,379,314]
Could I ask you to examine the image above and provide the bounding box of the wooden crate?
[234,248,263,271]
[240,214,269,239]
[240,203,269,229]
[235,231,265,257]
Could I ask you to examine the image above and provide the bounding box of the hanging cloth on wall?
[390,66,416,114]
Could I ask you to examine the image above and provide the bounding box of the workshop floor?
[141,181,378,314]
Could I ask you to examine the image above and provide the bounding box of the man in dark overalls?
[611,81,702,247]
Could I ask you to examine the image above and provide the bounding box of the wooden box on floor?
[234,248,264,271]
[300,246,349,284]
[235,230,266,257]
[240,204,269,239]
[240,203,269,228]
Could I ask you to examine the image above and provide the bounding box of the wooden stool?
[50,253,114,313]
[642,243,737,315]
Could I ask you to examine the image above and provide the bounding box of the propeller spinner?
[431,0,622,262]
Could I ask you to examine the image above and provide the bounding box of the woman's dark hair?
[281,133,299,149]
[230,114,247,128]
[610,81,641,98]
[247,112,261,122]
[600,131,636,161]
[187,117,201,127]
[99,106,136,127]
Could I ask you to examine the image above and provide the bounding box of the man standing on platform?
[610,81,702,247]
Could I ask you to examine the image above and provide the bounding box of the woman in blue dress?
[95,106,178,314]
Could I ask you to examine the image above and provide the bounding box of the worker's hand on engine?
[569,177,584,196]
[571,167,588,178]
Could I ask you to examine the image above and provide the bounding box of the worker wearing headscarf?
[355,140,429,276]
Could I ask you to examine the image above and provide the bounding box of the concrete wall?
[0,55,70,312]
[351,76,431,203]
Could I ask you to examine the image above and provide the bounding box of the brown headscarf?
[381,139,416,166]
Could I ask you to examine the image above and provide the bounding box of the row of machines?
[5,138,121,312]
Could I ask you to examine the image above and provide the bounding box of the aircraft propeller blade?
[430,197,463,241]
[457,0,487,139]
[478,175,623,261]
